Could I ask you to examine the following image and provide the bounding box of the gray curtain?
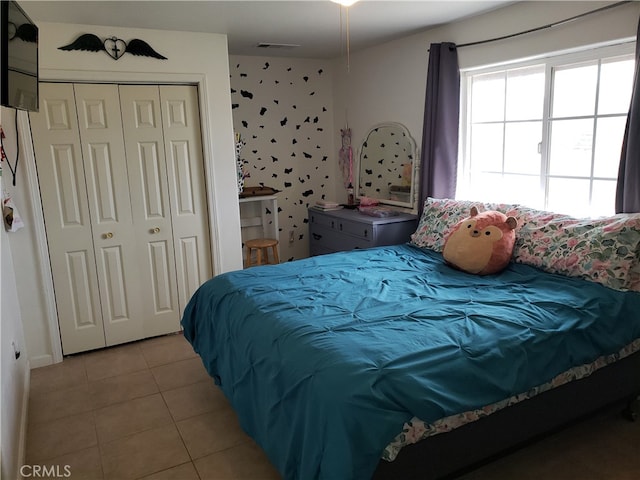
[615,16,640,214]
[419,42,460,215]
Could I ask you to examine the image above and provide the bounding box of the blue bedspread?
[181,244,640,480]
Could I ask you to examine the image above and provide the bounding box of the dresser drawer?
[309,243,334,256]
[309,211,338,229]
[310,210,374,240]
[310,224,371,253]
[336,219,373,240]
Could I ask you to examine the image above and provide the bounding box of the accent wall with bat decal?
[229,55,335,262]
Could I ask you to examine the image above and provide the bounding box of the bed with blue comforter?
[182,243,640,480]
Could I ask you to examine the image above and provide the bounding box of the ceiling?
[20,0,515,59]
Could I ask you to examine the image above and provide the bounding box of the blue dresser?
[308,207,418,256]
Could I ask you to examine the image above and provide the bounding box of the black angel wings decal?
[8,22,38,43]
[59,34,167,60]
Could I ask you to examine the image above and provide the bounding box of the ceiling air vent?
[256,43,300,49]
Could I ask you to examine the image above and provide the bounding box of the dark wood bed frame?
[373,349,640,479]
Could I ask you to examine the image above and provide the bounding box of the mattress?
[182,244,640,480]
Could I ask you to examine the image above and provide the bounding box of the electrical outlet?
[289,230,294,243]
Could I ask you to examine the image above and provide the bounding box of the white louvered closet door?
[31,82,211,355]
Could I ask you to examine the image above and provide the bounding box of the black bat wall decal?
[58,33,167,60]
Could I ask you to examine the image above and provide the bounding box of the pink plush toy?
[443,206,518,275]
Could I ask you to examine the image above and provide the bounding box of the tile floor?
[26,333,640,479]
[26,333,280,480]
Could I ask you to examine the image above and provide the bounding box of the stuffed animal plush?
[443,206,517,275]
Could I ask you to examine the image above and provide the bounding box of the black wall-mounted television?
[1,0,38,111]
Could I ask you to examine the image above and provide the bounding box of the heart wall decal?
[103,37,127,60]
[59,34,167,60]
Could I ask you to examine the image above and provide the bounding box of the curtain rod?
[454,1,632,49]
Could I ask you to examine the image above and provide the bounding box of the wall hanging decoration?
[58,33,167,60]
[7,21,37,42]
[338,127,354,203]
[235,132,250,194]
[3,193,24,232]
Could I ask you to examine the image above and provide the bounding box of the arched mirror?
[356,122,418,210]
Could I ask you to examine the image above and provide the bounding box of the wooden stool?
[245,238,279,267]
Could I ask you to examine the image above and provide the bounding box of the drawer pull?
[363,229,368,237]
[339,223,343,231]
[312,233,322,240]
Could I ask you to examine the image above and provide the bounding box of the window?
[459,43,635,217]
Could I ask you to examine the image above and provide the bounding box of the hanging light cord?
[337,4,352,73]
[346,6,351,73]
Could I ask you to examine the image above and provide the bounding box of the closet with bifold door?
[30,82,212,355]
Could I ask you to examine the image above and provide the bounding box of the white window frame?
[458,41,636,216]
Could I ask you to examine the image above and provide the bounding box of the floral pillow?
[411,198,640,292]
[514,212,640,292]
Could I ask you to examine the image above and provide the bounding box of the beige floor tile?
[162,380,229,422]
[100,424,190,480]
[560,422,640,478]
[616,415,640,446]
[140,333,197,368]
[33,446,103,480]
[94,393,173,444]
[151,357,210,391]
[176,406,250,459]
[138,332,184,348]
[26,412,97,463]
[29,383,93,425]
[29,355,87,395]
[89,369,159,409]
[84,342,149,382]
[137,462,200,480]
[458,415,629,480]
[461,448,603,480]
[194,441,281,480]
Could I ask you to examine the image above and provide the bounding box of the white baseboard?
[17,360,31,480]
[29,354,54,369]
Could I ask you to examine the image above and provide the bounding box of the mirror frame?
[355,122,419,211]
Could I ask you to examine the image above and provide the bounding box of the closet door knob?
[104,232,114,239]
[152,227,160,234]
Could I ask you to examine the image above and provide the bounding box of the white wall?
[1,108,30,479]
[332,0,640,199]
[11,22,241,367]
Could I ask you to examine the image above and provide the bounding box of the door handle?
[152,227,160,234]
[103,232,114,239]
